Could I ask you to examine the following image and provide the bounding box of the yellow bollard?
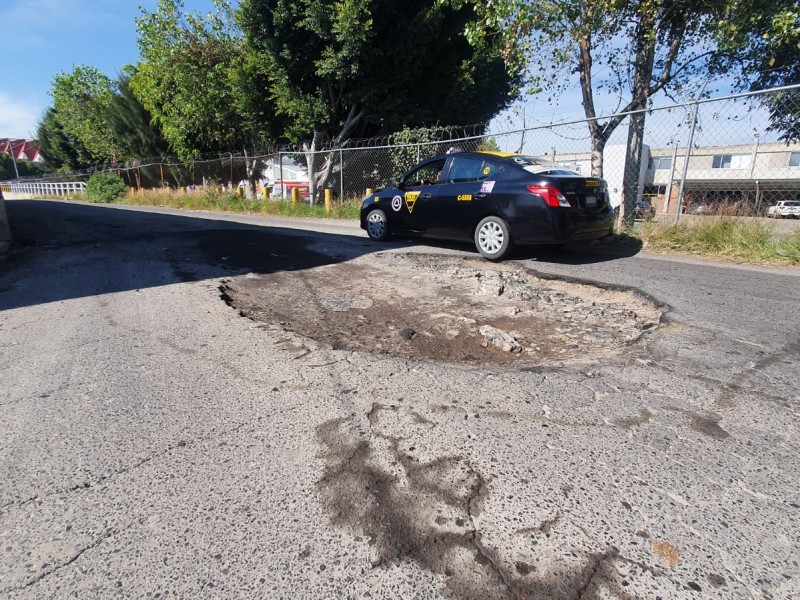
[324,188,333,214]
[291,188,299,205]
[130,187,136,197]
[366,188,373,196]
[139,187,144,196]
[262,187,269,201]
[180,186,187,194]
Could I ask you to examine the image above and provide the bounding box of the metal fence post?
[339,148,344,201]
[278,152,284,200]
[674,100,700,223]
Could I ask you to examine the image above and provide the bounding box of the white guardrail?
[0,181,86,197]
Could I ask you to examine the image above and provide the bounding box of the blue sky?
[0,0,220,139]
[0,0,766,149]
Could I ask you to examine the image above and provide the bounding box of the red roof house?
[0,139,41,162]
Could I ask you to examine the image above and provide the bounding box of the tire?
[474,216,514,261]
[365,209,390,241]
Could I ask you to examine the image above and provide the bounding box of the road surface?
[1,199,798,599]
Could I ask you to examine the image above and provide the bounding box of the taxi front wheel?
[475,216,514,261]
[366,209,391,241]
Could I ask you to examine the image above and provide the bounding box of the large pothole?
[222,253,664,366]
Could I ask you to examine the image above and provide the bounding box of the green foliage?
[108,72,170,160]
[0,153,13,180]
[120,188,361,219]
[132,0,257,160]
[37,108,86,171]
[638,218,800,265]
[50,66,117,162]
[237,0,519,146]
[714,1,800,140]
[477,137,501,152]
[0,153,45,180]
[86,173,128,203]
[387,126,460,176]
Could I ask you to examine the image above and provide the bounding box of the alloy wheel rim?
[368,213,385,238]
[479,222,503,253]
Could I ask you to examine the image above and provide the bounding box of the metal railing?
[5,181,86,196]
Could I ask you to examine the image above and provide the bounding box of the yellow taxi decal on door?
[404,191,421,213]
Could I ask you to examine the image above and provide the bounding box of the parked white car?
[767,200,800,218]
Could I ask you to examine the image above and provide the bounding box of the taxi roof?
[475,150,518,157]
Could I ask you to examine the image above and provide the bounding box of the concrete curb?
[0,194,11,253]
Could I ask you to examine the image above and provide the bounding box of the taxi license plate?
[585,195,597,208]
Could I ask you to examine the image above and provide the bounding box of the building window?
[643,185,667,196]
[789,152,800,167]
[648,156,672,170]
[712,154,750,169]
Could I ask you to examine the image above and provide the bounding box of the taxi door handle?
[421,193,432,200]
[475,192,487,199]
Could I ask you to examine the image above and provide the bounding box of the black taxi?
[360,151,613,260]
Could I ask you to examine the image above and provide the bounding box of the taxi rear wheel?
[366,209,390,241]
[475,216,514,261]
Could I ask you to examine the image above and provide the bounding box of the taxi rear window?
[508,155,579,176]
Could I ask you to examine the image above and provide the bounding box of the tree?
[450,0,725,223]
[237,0,519,201]
[715,1,800,141]
[36,108,93,171]
[0,153,17,180]
[50,66,118,162]
[107,71,170,160]
[132,0,257,160]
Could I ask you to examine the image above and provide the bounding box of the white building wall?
[604,144,650,208]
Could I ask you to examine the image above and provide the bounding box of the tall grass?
[113,188,362,220]
[637,218,800,265]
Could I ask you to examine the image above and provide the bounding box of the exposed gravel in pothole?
[221,252,665,366]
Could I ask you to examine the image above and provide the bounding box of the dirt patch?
[222,252,664,366]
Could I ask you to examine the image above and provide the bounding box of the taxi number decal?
[373,196,380,202]
[457,194,472,202]
[404,191,421,213]
[586,179,601,187]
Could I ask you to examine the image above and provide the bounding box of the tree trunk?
[303,131,320,204]
[621,12,657,227]
[622,110,647,226]
[313,151,336,202]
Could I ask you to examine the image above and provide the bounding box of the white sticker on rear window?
[523,165,579,176]
[480,180,495,193]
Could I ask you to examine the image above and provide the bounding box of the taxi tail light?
[527,185,571,208]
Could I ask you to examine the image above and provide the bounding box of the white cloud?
[0,92,42,139]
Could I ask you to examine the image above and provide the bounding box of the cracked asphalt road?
[1,199,799,599]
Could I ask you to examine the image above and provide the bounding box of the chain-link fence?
[7,85,800,218]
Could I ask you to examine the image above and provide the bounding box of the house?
[0,139,42,163]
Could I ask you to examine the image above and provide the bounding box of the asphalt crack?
[2,525,127,594]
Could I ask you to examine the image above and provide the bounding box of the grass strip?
[635,218,800,266]
[69,189,363,220]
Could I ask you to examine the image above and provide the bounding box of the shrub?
[85,173,127,203]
